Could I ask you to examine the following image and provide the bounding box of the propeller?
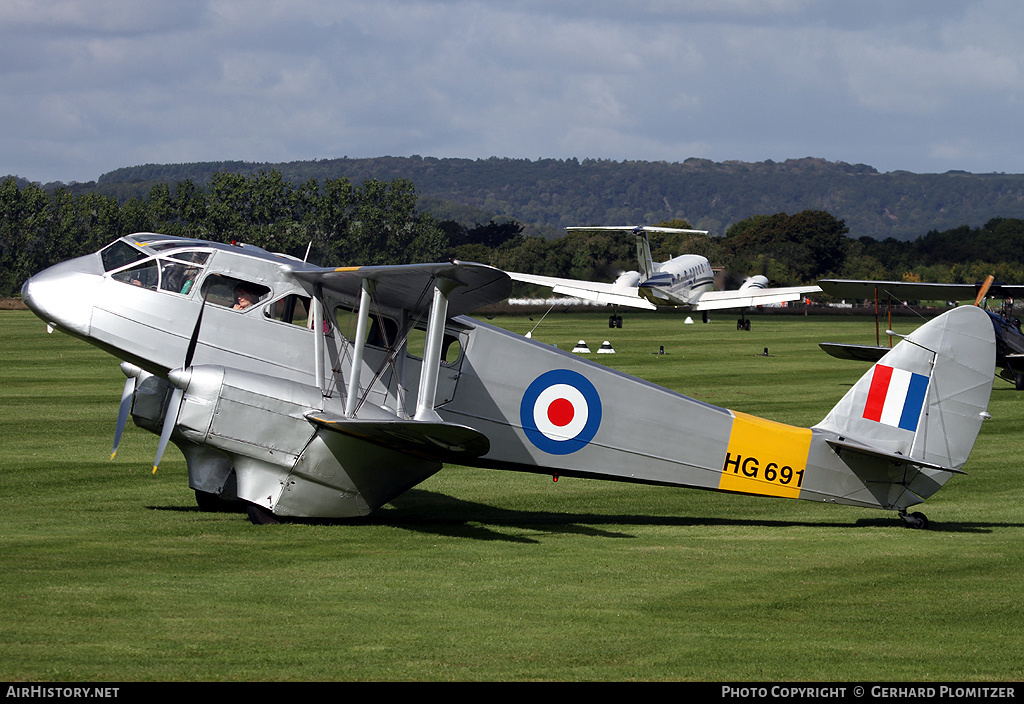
[974,275,994,306]
[111,362,145,459]
[152,293,208,474]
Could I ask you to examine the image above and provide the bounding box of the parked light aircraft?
[507,226,821,329]
[22,233,996,528]
[819,278,1024,389]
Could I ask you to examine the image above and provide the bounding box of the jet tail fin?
[814,305,995,473]
[634,230,655,282]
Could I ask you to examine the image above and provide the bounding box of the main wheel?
[195,489,225,512]
[245,502,281,525]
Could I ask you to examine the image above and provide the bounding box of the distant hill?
[70,156,1024,241]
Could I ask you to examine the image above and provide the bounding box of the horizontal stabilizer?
[826,438,966,474]
[566,226,709,236]
[819,342,888,362]
[307,412,490,461]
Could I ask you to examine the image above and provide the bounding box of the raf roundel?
[520,369,602,454]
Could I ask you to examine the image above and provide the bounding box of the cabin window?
[200,274,270,312]
[334,306,398,348]
[158,253,208,295]
[406,327,464,366]
[111,260,160,289]
[331,305,461,364]
[266,294,313,328]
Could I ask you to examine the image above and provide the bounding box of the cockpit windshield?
[100,240,147,272]
[105,240,212,296]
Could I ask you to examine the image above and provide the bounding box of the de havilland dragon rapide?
[22,232,997,528]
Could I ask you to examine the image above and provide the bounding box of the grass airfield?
[2,307,1023,682]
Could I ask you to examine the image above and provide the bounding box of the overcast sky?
[4,0,1024,184]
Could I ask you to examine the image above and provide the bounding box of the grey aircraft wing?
[506,271,657,310]
[293,261,512,318]
[819,278,1024,301]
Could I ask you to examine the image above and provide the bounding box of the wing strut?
[312,286,326,394]
[414,278,457,422]
[344,279,374,417]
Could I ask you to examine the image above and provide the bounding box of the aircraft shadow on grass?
[149,488,1020,541]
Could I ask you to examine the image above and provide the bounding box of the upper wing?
[692,284,821,311]
[293,261,511,318]
[819,279,1024,301]
[508,271,657,310]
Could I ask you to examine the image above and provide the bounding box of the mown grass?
[2,308,1022,682]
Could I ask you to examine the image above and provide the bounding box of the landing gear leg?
[899,510,929,530]
[246,502,281,525]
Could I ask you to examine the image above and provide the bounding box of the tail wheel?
[900,511,929,530]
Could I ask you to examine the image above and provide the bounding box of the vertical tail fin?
[814,305,996,472]
[634,230,655,282]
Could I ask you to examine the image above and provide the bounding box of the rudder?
[814,305,996,472]
[635,232,655,282]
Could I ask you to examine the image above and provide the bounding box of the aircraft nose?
[22,253,104,337]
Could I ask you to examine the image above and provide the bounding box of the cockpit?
[99,235,276,312]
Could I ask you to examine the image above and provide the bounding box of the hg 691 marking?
[722,452,805,488]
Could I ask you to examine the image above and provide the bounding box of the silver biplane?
[22,233,996,528]
[507,226,821,329]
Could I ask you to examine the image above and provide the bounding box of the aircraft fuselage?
[23,234,995,525]
[637,254,716,306]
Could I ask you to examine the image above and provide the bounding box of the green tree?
[723,210,850,282]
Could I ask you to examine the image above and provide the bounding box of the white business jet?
[508,226,821,328]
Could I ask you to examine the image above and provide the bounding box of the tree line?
[3,171,1024,299]
[84,155,1024,242]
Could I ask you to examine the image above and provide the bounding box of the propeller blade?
[111,375,135,459]
[152,293,206,473]
[153,387,182,474]
[183,293,208,369]
[974,275,994,306]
